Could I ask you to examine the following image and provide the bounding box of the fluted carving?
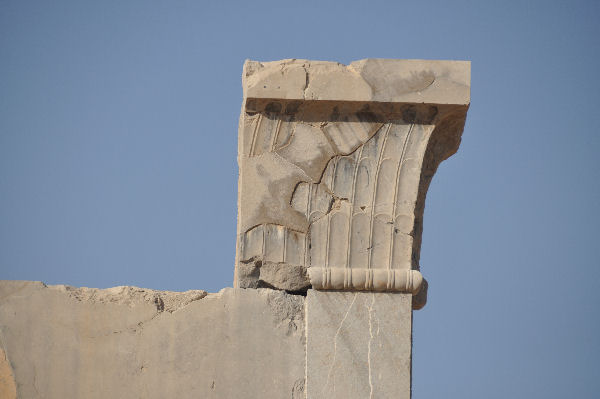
[234,59,470,299]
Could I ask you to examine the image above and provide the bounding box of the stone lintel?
[243,58,470,106]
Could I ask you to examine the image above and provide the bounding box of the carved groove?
[247,113,295,157]
[240,224,306,265]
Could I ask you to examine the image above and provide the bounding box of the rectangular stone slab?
[306,290,412,399]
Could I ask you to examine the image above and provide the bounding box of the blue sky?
[1,0,599,397]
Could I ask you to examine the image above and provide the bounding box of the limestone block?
[235,58,471,295]
[305,290,412,399]
[0,281,305,399]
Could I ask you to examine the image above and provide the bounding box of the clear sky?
[1,0,599,397]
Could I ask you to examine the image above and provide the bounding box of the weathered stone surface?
[244,59,470,105]
[0,348,16,399]
[0,281,305,398]
[235,58,471,294]
[306,290,412,399]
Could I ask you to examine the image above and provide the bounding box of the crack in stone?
[82,311,163,339]
[288,122,386,229]
[323,292,357,395]
[367,293,375,399]
[32,363,41,398]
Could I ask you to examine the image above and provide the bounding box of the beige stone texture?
[0,347,16,399]
[235,58,470,296]
[244,58,470,105]
[306,290,412,399]
[0,281,305,398]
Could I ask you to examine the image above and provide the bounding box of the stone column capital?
[234,59,470,302]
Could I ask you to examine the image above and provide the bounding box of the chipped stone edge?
[45,283,208,313]
[0,281,308,316]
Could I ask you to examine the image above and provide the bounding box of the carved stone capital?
[234,59,470,299]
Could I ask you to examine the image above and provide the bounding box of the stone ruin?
[0,58,470,398]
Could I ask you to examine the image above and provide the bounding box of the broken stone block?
[234,59,470,296]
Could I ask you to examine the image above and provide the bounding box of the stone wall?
[0,281,305,398]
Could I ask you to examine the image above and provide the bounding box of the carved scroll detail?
[308,267,423,294]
